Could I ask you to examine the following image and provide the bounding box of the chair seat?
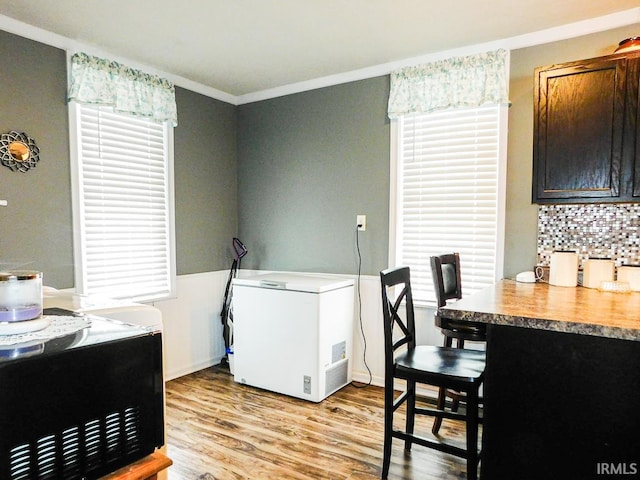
[395,346,485,388]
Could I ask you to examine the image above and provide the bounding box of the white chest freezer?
[232,273,355,402]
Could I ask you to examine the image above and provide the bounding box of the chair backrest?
[430,253,462,308]
[431,253,486,342]
[380,266,416,369]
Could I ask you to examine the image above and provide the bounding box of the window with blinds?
[394,104,506,303]
[70,103,176,302]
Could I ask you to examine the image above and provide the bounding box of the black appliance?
[0,310,164,480]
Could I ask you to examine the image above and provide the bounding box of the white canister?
[549,251,579,287]
[617,266,640,292]
[582,258,615,289]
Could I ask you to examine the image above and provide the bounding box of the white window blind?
[71,103,175,302]
[395,104,504,303]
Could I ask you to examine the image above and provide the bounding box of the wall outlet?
[357,215,366,231]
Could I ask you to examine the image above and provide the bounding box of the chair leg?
[465,388,480,480]
[433,336,454,435]
[404,379,416,451]
[431,386,447,435]
[381,378,394,479]
[451,392,460,413]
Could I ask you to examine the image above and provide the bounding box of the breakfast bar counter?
[441,280,640,479]
[441,279,640,341]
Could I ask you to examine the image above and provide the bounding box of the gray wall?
[0,31,72,286]
[238,24,640,279]
[237,77,391,276]
[2,23,639,286]
[174,88,237,275]
[0,30,238,287]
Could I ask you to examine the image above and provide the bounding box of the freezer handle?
[259,280,287,289]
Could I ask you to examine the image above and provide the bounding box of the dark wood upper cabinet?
[533,50,640,204]
[633,57,640,197]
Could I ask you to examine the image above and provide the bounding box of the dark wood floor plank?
[165,366,471,479]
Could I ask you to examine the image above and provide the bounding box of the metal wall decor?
[0,131,40,172]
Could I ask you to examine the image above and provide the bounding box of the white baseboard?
[165,355,225,381]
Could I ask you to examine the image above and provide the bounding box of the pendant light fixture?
[614,37,640,53]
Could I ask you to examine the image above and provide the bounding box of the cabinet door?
[632,58,640,198]
[533,57,626,202]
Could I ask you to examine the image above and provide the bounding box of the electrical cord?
[351,224,372,388]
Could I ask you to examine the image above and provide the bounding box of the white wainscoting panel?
[153,271,230,380]
[154,269,446,386]
[350,275,441,387]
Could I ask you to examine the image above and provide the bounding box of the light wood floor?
[165,365,474,480]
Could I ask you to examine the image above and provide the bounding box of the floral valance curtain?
[68,52,178,126]
[387,49,509,118]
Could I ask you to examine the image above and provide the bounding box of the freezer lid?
[233,273,354,293]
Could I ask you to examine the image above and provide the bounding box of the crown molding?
[2,7,639,107]
[237,7,640,104]
[0,13,238,105]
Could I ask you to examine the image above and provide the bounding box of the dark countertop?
[440,279,640,341]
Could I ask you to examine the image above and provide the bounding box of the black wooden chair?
[430,253,487,435]
[380,266,485,480]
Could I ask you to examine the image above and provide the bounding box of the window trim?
[68,101,177,303]
[389,105,508,305]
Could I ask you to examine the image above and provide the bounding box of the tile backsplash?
[537,204,640,267]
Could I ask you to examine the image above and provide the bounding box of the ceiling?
[1,1,639,102]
